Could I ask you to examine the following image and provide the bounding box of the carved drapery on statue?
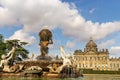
[39,29,53,57]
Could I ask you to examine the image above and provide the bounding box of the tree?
[0,34,29,64]
[5,39,29,62]
[0,34,6,59]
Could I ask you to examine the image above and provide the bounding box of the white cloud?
[66,40,76,48]
[89,8,95,14]
[8,29,36,45]
[109,46,120,54]
[0,0,120,42]
[109,55,116,58]
[0,7,18,27]
[69,2,77,9]
[98,39,115,49]
[97,40,120,58]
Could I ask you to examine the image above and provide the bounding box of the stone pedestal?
[36,55,52,61]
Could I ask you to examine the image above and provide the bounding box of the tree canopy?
[0,34,6,58]
[0,34,29,62]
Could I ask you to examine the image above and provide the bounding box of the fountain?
[0,28,83,78]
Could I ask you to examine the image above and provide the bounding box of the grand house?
[74,37,120,71]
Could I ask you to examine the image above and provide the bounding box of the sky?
[0,0,120,58]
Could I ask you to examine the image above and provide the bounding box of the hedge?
[83,69,120,74]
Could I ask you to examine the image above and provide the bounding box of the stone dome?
[86,37,97,47]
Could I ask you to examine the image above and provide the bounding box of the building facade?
[74,37,120,71]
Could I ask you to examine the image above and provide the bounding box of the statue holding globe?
[37,28,53,60]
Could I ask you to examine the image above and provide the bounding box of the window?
[79,64,81,67]
[90,57,92,61]
[102,57,103,60]
[110,63,112,68]
[83,64,84,67]
[102,64,104,70]
[86,64,87,68]
[105,57,107,60]
[83,57,84,60]
[90,63,92,67]
[94,57,96,61]
[117,64,119,67]
[98,57,100,60]
[85,57,87,61]
[114,63,115,67]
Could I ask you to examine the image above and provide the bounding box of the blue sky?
[0,0,120,58]
[63,0,120,22]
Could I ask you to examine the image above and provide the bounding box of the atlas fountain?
[0,28,83,78]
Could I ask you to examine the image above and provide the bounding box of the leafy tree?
[5,39,29,62]
[0,34,6,59]
[0,34,29,64]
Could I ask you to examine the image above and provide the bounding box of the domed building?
[74,37,120,71]
[85,37,98,52]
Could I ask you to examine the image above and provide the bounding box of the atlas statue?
[39,29,53,57]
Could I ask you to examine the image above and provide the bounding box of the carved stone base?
[36,55,52,61]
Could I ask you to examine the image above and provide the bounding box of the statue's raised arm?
[6,47,16,61]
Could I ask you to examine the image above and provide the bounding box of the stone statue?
[49,46,72,73]
[60,46,72,66]
[0,47,15,72]
[29,53,34,61]
[38,29,53,57]
[26,66,42,71]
